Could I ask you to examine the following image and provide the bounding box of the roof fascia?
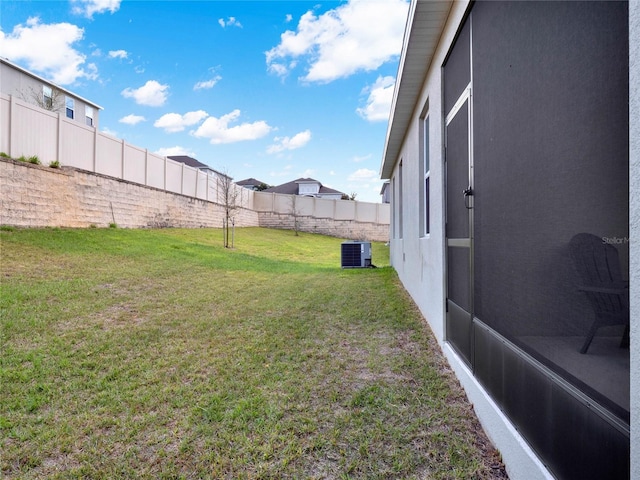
[379,0,452,180]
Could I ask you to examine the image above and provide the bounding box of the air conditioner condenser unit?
[341,241,372,268]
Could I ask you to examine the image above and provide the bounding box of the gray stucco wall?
[630,2,639,478]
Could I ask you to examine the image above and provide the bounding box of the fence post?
[144,149,149,186]
[181,162,184,195]
[57,112,62,163]
[9,95,16,157]
[121,139,126,179]
[93,127,98,172]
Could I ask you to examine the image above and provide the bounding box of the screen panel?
[445,101,470,240]
[471,0,629,421]
[443,18,471,115]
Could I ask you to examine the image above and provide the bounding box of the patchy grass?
[0,227,505,479]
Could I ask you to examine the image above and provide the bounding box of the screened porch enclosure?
[443,2,629,479]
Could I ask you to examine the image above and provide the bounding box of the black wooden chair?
[569,233,630,354]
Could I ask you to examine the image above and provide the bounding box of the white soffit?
[380,0,452,179]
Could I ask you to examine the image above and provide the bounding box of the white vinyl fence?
[0,93,389,226]
[0,93,251,208]
[253,191,390,225]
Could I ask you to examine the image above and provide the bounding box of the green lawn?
[0,227,504,479]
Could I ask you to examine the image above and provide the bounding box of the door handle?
[463,187,473,209]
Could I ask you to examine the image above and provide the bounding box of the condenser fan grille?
[341,242,372,268]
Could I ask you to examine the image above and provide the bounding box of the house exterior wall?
[0,59,101,128]
[384,1,635,479]
[630,2,639,478]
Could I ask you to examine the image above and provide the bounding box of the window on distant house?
[66,97,74,119]
[43,85,53,109]
[85,106,94,126]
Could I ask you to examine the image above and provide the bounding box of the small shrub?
[109,223,118,229]
[28,155,41,165]
[89,224,97,229]
[49,160,60,168]
[0,152,10,158]
[17,155,27,162]
[0,225,16,232]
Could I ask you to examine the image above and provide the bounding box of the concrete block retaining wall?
[0,159,258,229]
[258,211,389,242]
[0,158,389,242]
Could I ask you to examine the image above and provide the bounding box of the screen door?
[444,18,473,366]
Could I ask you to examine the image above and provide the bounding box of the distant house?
[237,178,268,190]
[264,178,344,200]
[380,182,390,204]
[167,155,222,177]
[0,57,102,128]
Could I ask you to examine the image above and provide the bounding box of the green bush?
[49,160,60,168]
[28,155,41,165]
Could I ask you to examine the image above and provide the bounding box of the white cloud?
[357,75,396,122]
[101,126,118,137]
[352,154,372,163]
[119,114,145,125]
[218,17,242,28]
[154,110,208,133]
[285,14,293,23]
[265,0,409,83]
[108,49,128,59]
[191,109,272,144]
[267,130,311,154]
[155,146,197,158]
[348,168,378,182]
[0,17,97,85]
[71,0,121,18]
[194,76,222,91]
[121,80,169,107]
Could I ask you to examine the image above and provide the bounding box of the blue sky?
[0,0,409,202]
